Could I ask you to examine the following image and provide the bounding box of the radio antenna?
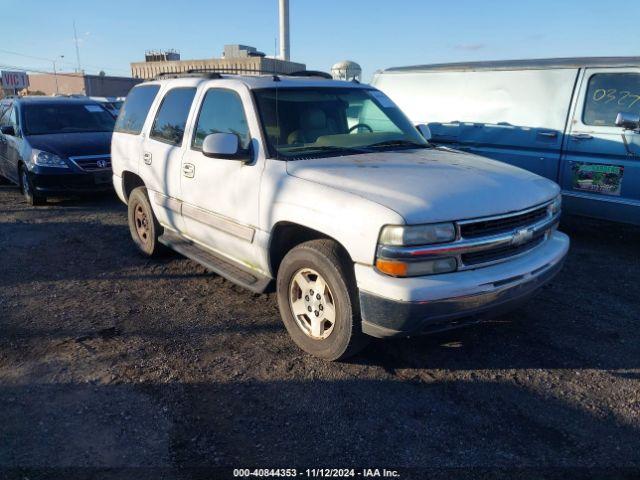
[73,20,82,73]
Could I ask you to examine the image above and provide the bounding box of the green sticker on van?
[571,162,624,196]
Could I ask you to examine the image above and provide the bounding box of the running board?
[158,231,271,293]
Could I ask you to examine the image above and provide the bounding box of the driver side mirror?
[0,125,15,136]
[416,124,432,141]
[202,133,250,162]
[615,112,640,131]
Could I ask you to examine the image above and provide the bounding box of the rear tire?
[127,186,164,257]
[276,239,370,361]
[19,165,45,206]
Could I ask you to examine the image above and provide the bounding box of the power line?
[0,48,130,76]
[0,62,128,79]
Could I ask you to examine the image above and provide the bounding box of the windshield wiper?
[282,145,370,155]
[366,139,429,150]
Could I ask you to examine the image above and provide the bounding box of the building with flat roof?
[27,72,141,97]
[130,45,306,80]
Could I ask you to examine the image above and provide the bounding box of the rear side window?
[583,73,640,126]
[192,89,250,150]
[114,85,160,135]
[150,88,196,146]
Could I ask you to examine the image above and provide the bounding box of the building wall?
[27,73,141,97]
[131,57,306,80]
[84,75,142,97]
[28,73,85,96]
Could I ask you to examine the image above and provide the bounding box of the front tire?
[20,165,45,206]
[127,186,164,257]
[276,239,370,361]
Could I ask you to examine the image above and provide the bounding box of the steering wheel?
[348,123,373,134]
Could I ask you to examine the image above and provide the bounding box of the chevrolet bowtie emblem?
[511,228,534,246]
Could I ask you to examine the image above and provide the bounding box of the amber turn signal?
[375,259,409,277]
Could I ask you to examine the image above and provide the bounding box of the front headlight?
[379,222,456,246]
[32,149,68,168]
[549,195,562,215]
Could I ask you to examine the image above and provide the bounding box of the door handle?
[538,131,557,138]
[571,133,593,141]
[183,163,195,178]
[143,152,152,165]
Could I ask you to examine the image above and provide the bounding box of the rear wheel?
[127,186,164,257]
[276,239,370,361]
[19,165,45,206]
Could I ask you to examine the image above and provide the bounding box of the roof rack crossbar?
[288,70,332,79]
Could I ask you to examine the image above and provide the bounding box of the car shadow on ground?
[0,378,638,470]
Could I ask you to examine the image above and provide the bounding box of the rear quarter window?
[114,85,161,135]
[583,73,640,126]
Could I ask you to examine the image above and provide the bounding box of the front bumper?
[30,170,113,195]
[356,231,569,338]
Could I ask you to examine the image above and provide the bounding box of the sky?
[2,0,640,82]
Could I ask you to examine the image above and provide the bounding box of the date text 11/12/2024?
[233,468,401,478]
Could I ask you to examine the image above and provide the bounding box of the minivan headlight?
[32,149,68,168]
[379,222,456,246]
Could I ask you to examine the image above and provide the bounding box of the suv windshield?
[23,103,116,135]
[253,87,428,159]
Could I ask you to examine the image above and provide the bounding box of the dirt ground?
[0,184,639,477]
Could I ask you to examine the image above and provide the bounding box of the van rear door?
[561,68,640,224]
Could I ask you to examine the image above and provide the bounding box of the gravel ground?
[0,185,639,477]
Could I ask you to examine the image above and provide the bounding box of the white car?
[111,72,569,360]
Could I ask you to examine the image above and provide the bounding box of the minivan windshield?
[253,87,429,159]
[23,103,116,135]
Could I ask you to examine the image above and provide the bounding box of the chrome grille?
[461,234,546,266]
[376,199,559,274]
[459,205,549,238]
[69,155,111,171]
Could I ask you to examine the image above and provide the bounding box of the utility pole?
[73,20,82,73]
[52,55,64,95]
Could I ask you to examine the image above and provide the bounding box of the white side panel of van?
[372,69,578,131]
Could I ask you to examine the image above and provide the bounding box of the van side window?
[583,73,640,127]
[150,88,197,146]
[192,89,250,150]
[114,85,160,135]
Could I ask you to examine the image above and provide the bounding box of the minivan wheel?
[127,186,164,257]
[276,239,370,361]
[20,166,45,206]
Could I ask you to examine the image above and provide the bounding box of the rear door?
[142,86,197,233]
[560,68,640,224]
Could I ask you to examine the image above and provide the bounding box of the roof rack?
[152,68,334,82]
[154,67,284,81]
[288,70,333,79]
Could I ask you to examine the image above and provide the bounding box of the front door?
[560,68,640,224]
[180,87,264,269]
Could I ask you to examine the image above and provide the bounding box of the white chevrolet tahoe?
[111,72,569,360]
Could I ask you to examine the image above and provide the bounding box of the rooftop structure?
[131,44,305,81]
[331,60,362,82]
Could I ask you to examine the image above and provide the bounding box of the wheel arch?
[268,221,353,279]
[121,170,145,202]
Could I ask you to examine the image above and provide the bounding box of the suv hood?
[26,131,112,159]
[285,148,559,224]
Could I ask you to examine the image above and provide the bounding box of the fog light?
[376,257,457,277]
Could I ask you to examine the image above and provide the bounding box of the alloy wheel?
[288,268,337,340]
